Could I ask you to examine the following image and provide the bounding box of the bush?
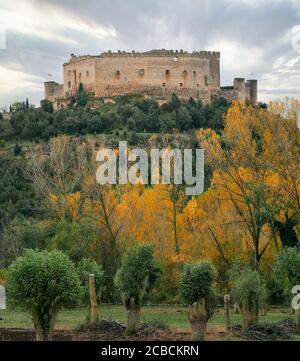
[6,249,81,340]
[76,258,105,304]
[40,99,54,113]
[115,244,158,334]
[230,266,267,330]
[179,261,217,340]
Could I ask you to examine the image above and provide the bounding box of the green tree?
[76,83,90,107]
[230,266,267,330]
[273,247,300,311]
[76,258,106,305]
[179,261,217,340]
[40,99,54,113]
[114,244,157,335]
[6,249,81,341]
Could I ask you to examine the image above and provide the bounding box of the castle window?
[139,69,145,76]
[68,81,71,88]
[180,83,183,87]
[182,70,187,76]
[86,71,89,77]
[193,70,197,76]
[197,84,199,87]
[165,69,170,76]
[68,70,71,76]
[79,73,82,79]
[162,83,166,87]
[116,70,120,76]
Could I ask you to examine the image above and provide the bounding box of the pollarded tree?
[179,261,217,340]
[114,244,158,335]
[273,247,300,331]
[6,249,81,341]
[76,258,105,304]
[230,265,267,330]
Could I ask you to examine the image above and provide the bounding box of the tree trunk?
[224,294,231,331]
[88,273,99,324]
[33,309,58,341]
[126,308,140,335]
[35,327,53,341]
[233,303,240,314]
[241,293,259,330]
[126,298,140,335]
[295,308,300,335]
[188,299,207,341]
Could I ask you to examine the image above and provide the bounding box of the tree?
[76,83,90,107]
[114,244,157,335]
[273,247,300,319]
[196,103,282,270]
[76,258,105,305]
[179,261,217,340]
[175,106,193,131]
[230,265,267,330]
[41,99,54,113]
[6,249,81,341]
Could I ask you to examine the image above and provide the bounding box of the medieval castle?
[44,49,258,110]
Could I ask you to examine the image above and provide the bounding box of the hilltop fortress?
[44,49,258,110]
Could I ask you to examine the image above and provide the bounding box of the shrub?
[40,99,54,113]
[230,266,267,330]
[273,247,300,300]
[6,249,81,341]
[76,258,105,304]
[115,244,158,334]
[179,261,217,340]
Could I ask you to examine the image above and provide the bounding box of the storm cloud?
[0,0,300,108]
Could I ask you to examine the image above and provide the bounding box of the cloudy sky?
[0,0,300,109]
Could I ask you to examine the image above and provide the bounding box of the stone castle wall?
[44,50,257,108]
[61,50,220,103]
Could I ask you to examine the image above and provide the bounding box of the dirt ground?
[0,325,228,341]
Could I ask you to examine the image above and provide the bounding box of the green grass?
[0,305,293,331]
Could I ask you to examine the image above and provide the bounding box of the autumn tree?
[196,102,283,270]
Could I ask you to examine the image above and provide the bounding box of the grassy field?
[0,305,293,331]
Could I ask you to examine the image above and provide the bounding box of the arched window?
[165,69,170,75]
[68,81,71,88]
[180,83,183,87]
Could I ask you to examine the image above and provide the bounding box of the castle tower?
[246,79,258,105]
[44,81,56,100]
[233,78,246,102]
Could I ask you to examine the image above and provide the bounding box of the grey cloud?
[1,0,300,107]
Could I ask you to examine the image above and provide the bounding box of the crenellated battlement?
[65,49,220,65]
[46,49,257,111]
